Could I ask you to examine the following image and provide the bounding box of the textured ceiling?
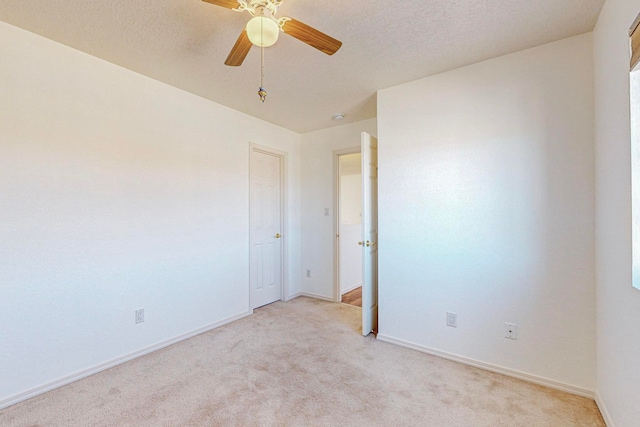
[0,0,604,133]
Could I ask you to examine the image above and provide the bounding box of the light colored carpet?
[0,297,605,426]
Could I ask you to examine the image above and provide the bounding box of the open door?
[361,132,378,336]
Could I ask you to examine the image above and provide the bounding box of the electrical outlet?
[324,208,330,217]
[306,269,311,278]
[446,312,457,328]
[135,309,145,324]
[505,322,517,339]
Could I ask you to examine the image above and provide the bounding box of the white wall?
[377,34,596,392]
[0,22,301,407]
[339,224,362,294]
[340,173,362,226]
[300,119,377,300]
[593,1,640,425]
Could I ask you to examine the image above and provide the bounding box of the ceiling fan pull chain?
[258,41,267,102]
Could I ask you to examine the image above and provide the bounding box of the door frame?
[333,146,362,303]
[249,143,289,310]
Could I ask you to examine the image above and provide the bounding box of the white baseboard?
[377,334,595,399]
[595,391,614,427]
[297,292,334,302]
[0,310,253,411]
[340,282,362,295]
[284,292,302,301]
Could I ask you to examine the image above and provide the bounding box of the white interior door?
[250,149,283,309]
[361,132,378,336]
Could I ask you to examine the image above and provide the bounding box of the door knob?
[365,240,377,247]
[274,233,281,239]
[358,241,365,246]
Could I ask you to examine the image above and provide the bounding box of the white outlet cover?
[505,322,517,339]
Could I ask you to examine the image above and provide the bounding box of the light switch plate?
[446,312,457,328]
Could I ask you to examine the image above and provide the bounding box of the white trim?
[376,334,595,399]
[290,291,357,305]
[340,282,362,295]
[287,292,303,300]
[595,391,614,427]
[333,146,362,303]
[249,143,289,307]
[0,310,253,411]
[283,291,299,302]
[298,292,335,302]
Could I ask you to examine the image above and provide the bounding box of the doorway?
[333,133,378,336]
[250,145,286,309]
[337,152,363,307]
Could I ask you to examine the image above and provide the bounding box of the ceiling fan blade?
[225,29,252,66]
[202,0,239,9]
[282,18,342,56]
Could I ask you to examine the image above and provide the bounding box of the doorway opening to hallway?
[336,151,363,308]
[333,132,378,336]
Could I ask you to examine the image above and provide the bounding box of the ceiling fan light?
[246,16,279,47]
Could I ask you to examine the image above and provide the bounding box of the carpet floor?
[0,297,605,426]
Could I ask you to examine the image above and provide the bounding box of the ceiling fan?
[202,0,342,66]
